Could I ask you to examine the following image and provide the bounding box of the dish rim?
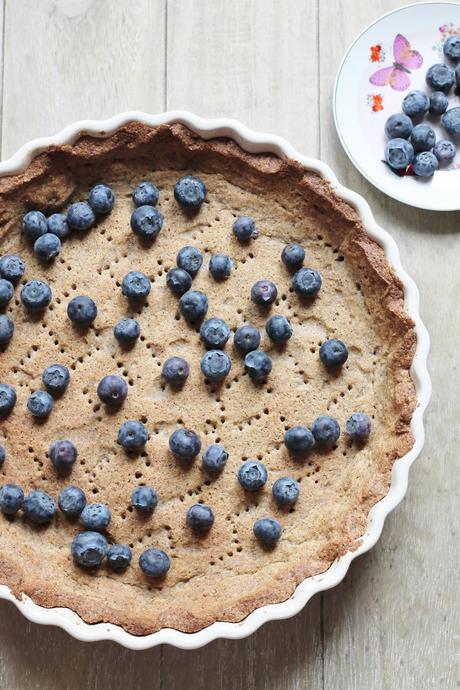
[0,110,431,650]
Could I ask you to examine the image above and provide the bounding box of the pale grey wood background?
[0,1,458,688]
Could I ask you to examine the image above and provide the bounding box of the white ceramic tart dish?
[0,112,431,650]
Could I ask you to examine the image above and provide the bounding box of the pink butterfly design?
[369,33,423,91]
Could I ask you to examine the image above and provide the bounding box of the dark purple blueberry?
[0,384,16,416]
[292,267,322,297]
[21,280,52,311]
[284,426,314,455]
[346,413,372,442]
[272,477,300,506]
[34,233,61,262]
[186,504,214,532]
[166,267,192,295]
[0,255,25,284]
[97,375,128,406]
[71,531,107,567]
[200,350,232,380]
[169,428,201,460]
[238,460,268,491]
[22,211,47,242]
[232,216,257,240]
[79,503,111,532]
[426,63,455,92]
[113,318,140,345]
[162,356,190,386]
[58,486,86,517]
[311,416,340,446]
[200,317,230,349]
[0,279,13,309]
[139,548,171,577]
[0,484,24,515]
[49,439,77,471]
[202,443,228,473]
[281,243,305,269]
[179,290,208,322]
[43,364,70,394]
[47,213,70,239]
[253,517,282,546]
[88,184,115,215]
[209,253,233,279]
[107,544,132,571]
[429,91,449,116]
[433,139,457,163]
[265,315,292,343]
[67,202,96,231]
[384,138,414,170]
[130,205,163,240]
[410,124,436,152]
[444,35,460,62]
[121,271,151,300]
[118,420,148,452]
[131,486,158,514]
[319,339,348,368]
[132,181,159,207]
[174,176,206,210]
[234,325,261,354]
[401,92,429,119]
[251,279,277,306]
[244,350,272,380]
[413,151,439,177]
[176,246,203,276]
[67,295,97,326]
[0,315,14,344]
[23,490,56,524]
[385,112,413,138]
[27,390,53,418]
[442,107,460,138]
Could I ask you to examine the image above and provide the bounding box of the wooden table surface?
[0,1,457,688]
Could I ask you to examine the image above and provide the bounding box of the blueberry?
[272,477,300,506]
[251,279,277,306]
[426,63,455,92]
[292,267,322,297]
[0,315,14,344]
[118,420,148,452]
[88,184,115,215]
[67,295,97,326]
[130,205,164,240]
[0,384,16,416]
[0,279,14,308]
[0,255,25,284]
[385,112,413,138]
[21,280,52,311]
[413,151,439,177]
[265,315,292,343]
[244,350,272,380]
[200,350,232,380]
[429,91,449,116]
[80,503,111,532]
[0,484,24,515]
[284,426,315,455]
[281,243,305,269]
[346,412,372,442]
[131,485,158,514]
[179,290,208,322]
[232,216,257,240]
[319,339,348,368]
[121,271,151,300]
[27,390,53,418]
[401,92,429,119]
[22,210,47,242]
[202,443,228,473]
[169,428,201,460]
[441,107,460,138]
[384,138,414,170]
[47,213,69,239]
[457,63,460,88]
[71,531,107,568]
[107,544,132,571]
[33,233,61,262]
[0,446,4,466]
[177,246,203,276]
[139,548,171,578]
[132,181,160,207]
[114,318,140,345]
[209,253,233,279]
[58,486,86,518]
[433,139,457,163]
[200,317,230,349]
[42,363,70,394]
[311,416,340,446]
[234,325,261,354]
[253,517,282,546]
[410,124,436,153]
[238,460,268,492]
[49,439,77,470]
[97,375,128,406]
[67,202,96,231]
[23,490,56,523]
[186,504,214,532]
[162,356,190,386]
[166,267,192,295]
[444,35,460,62]
[174,176,206,210]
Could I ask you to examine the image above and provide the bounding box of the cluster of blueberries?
[384,37,460,177]
[0,172,372,576]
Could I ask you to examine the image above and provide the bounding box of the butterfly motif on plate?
[369,33,423,91]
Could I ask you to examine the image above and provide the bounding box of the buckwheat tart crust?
[0,123,416,635]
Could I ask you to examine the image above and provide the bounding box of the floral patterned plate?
[333,1,460,211]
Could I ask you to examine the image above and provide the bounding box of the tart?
[0,123,416,635]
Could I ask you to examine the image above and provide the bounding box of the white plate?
[333,1,460,211]
[0,112,431,649]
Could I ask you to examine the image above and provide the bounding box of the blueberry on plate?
[265,315,292,343]
[166,267,192,296]
[234,325,261,354]
[22,211,47,242]
[0,383,16,416]
[49,439,77,471]
[251,279,277,306]
[107,544,132,571]
[413,151,439,177]
[0,314,14,344]
[384,138,414,170]
[34,233,61,262]
[131,485,158,514]
[272,477,300,507]
[441,107,460,139]
[433,139,457,164]
[71,531,108,568]
[346,412,372,442]
[232,216,257,240]
[67,295,97,327]
[179,290,208,322]
[130,205,164,240]
[281,243,305,270]
[444,34,460,62]
[202,443,228,473]
[23,490,56,524]
[186,504,215,532]
[401,92,429,119]
[67,202,96,231]
[200,317,230,349]
[113,318,140,345]
[79,503,111,532]
[97,374,128,407]
[162,356,190,386]
[0,255,25,284]
[319,339,348,368]
[384,112,413,138]
[284,425,315,455]
[238,460,268,492]
[410,124,436,153]
[209,253,233,279]
[169,428,201,460]
[311,416,340,446]
[118,420,148,452]
[0,446,4,467]
[58,486,86,518]
[43,363,70,394]
[0,484,24,515]
[253,517,282,546]
[429,91,449,116]
[139,548,171,578]
[47,213,70,239]
[132,181,160,207]
[174,176,206,210]
[27,390,53,418]
[426,63,455,92]
[200,350,232,381]
[244,350,272,381]
[292,267,322,297]
[88,184,115,215]
[0,279,14,309]
[121,271,151,300]
[176,246,203,276]
[21,280,52,311]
